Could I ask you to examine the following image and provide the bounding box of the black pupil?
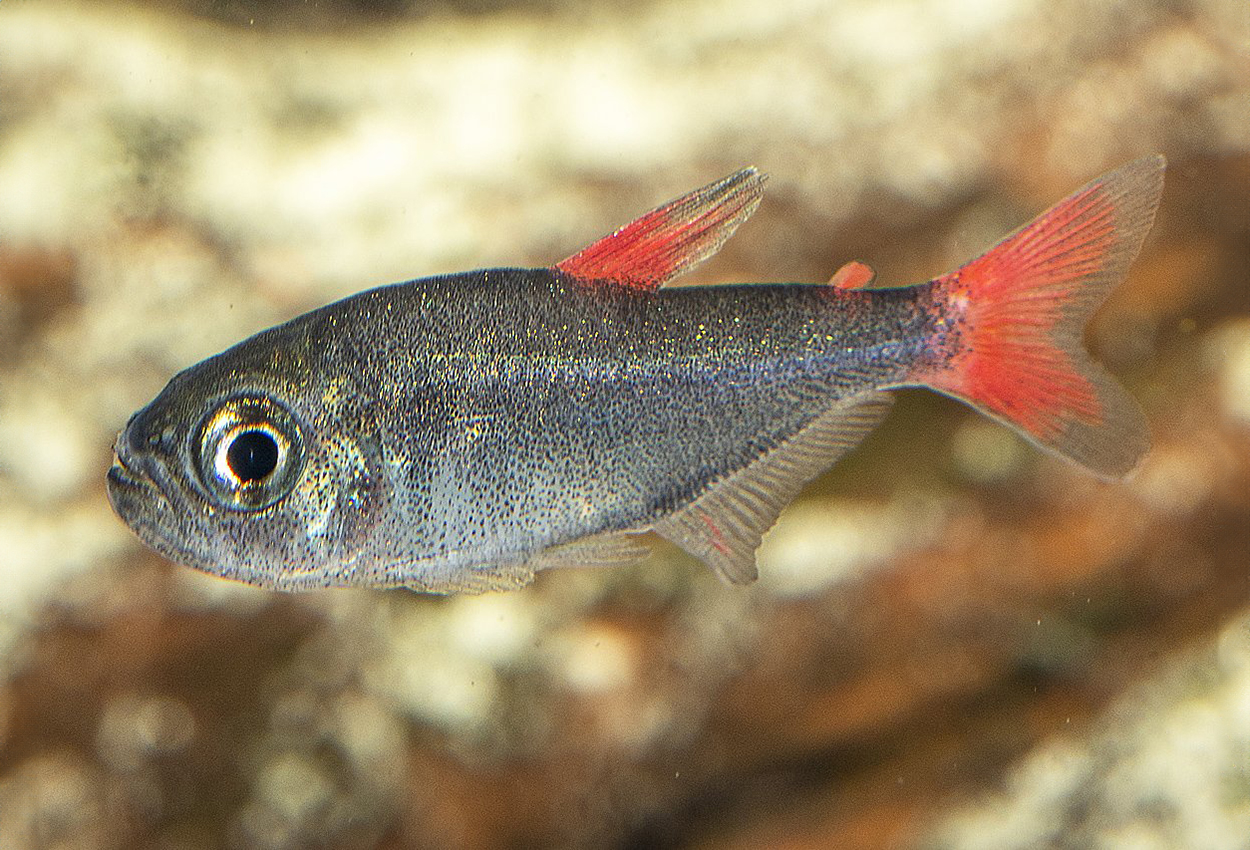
[226,430,280,483]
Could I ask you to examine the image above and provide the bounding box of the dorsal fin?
[554,168,766,291]
[828,260,877,290]
[651,393,894,583]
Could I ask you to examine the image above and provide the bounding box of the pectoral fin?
[403,533,650,595]
[405,561,536,595]
[527,533,650,572]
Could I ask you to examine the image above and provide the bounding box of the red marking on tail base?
[917,155,1165,477]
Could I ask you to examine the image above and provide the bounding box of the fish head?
[107,340,385,590]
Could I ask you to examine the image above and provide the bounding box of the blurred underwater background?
[1,0,1249,847]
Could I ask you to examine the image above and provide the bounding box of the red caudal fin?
[921,155,1165,477]
[555,168,766,290]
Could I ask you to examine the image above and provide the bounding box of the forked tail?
[918,155,1165,477]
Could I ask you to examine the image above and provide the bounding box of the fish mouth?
[106,437,211,572]
[106,456,146,493]
[106,452,160,519]
[105,433,173,523]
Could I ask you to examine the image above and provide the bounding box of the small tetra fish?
[108,156,1165,593]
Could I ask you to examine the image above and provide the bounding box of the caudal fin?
[921,155,1165,477]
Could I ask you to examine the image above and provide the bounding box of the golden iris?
[195,396,304,510]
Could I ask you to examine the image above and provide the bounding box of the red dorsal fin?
[555,168,766,290]
[828,260,877,290]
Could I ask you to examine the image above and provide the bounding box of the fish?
[107,155,1165,593]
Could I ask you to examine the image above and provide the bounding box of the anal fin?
[651,393,894,583]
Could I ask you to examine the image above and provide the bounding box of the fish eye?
[194,396,304,511]
[225,429,280,482]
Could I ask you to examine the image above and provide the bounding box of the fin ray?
[404,533,649,593]
[555,168,766,290]
[405,562,535,595]
[652,393,894,583]
[528,533,650,572]
[919,155,1164,477]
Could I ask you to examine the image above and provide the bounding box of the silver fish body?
[111,267,931,590]
[108,159,1165,592]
